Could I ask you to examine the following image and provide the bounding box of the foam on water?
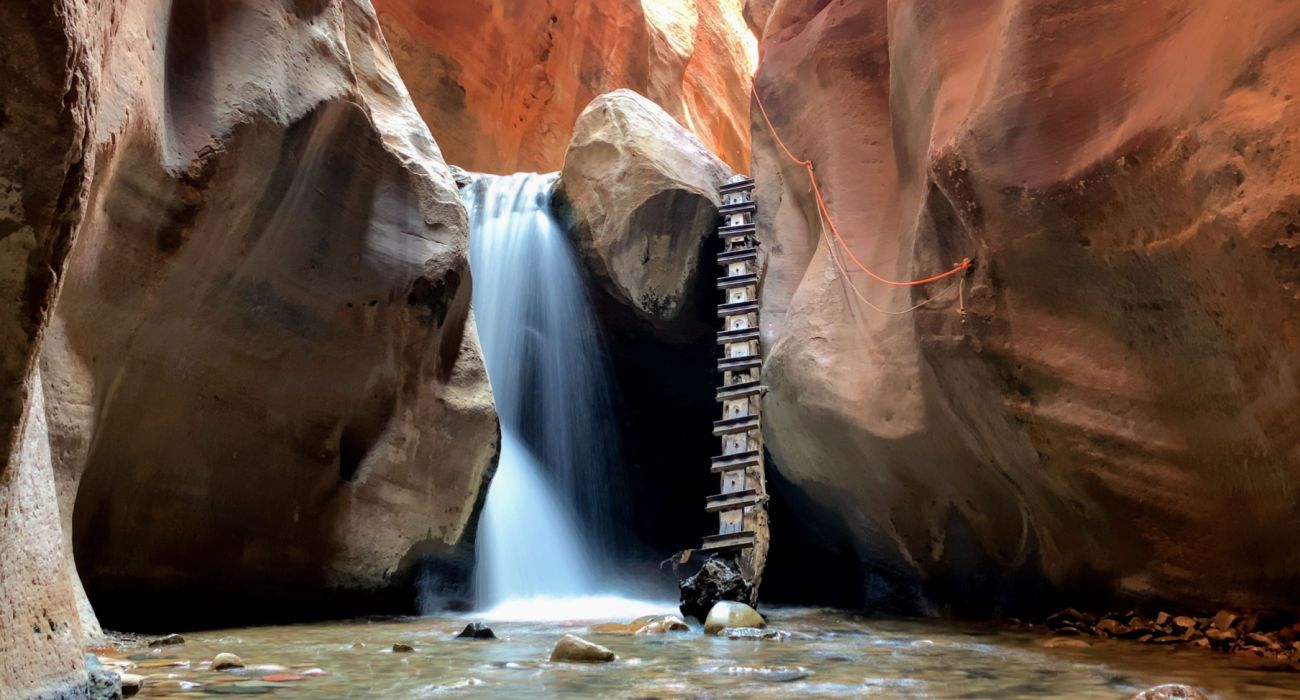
[476,595,677,623]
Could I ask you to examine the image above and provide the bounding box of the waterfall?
[463,173,665,620]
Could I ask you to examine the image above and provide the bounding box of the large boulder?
[753,0,1300,612]
[14,0,498,638]
[556,89,733,334]
[370,0,755,173]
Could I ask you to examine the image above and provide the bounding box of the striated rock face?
[557,89,732,333]
[0,1,101,696]
[753,0,1300,612]
[2,0,498,652]
[371,0,756,173]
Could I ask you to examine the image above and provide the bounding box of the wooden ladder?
[701,176,770,589]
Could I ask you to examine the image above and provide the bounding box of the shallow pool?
[103,607,1300,698]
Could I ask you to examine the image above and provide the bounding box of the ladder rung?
[713,415,759,436]
[705,490,762,513]
[711,453,760,473]
[700,530,756,553]
[717,301,759,317]
[717,248,758,265]
[712,450,759,468]
[717,223,756,239]
[717,327,759,344]
[719,201,757,215]
[718,355,761,372]
[716,381,761,401]
[717,273,758,290]
[719,179,755,194]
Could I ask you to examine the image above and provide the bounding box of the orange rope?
[753,88,972,287]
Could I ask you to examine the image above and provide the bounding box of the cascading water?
[463,172,667,620]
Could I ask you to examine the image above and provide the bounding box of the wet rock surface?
[145,635,184,648]
[679,558,755,623]
[548,634,615,663]
[211,653,244,671]
[592,615,690,636]
[456,622,496,640]
[720,628,793,642]
[86,654,122,700]
[1132,685,1210,700]
[704,601,767,635]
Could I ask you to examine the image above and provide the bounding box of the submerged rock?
[594,614,691,636]
[704,601,766,635]
[633,616,690,635]
[391,643,414,653]
[679,558,754,622]
[212,653,244,670]
[1132,685,1210,700]
[720,627,791,641]
[456,622,496,640]
[118,673,143,697]
[1043,637,1091,649]
[86,655,123,700]
[718,665,810,682]
[146,634,185,647]
[549,634,615,663]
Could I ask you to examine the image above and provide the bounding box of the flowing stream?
[462,173,664,620]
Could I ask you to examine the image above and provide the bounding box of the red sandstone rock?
[371,0,755,173]
[0,2,105,696]
[3,3,498,694]
[40,0,498,627]
[753,0,1300,611]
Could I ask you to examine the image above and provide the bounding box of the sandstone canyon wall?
[2,0,498,692]
[1,2,105,696]
[752,0,1300,613]
[371,0,756,173]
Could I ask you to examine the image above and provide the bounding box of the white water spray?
[464,173,669,620]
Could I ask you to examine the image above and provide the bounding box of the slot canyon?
[2,0,1299,698]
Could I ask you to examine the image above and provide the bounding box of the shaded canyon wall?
[751,0,1300,613]
[2,7,499,696]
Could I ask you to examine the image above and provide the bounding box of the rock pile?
[678,559,754,623]
[1037,608,1300,666]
